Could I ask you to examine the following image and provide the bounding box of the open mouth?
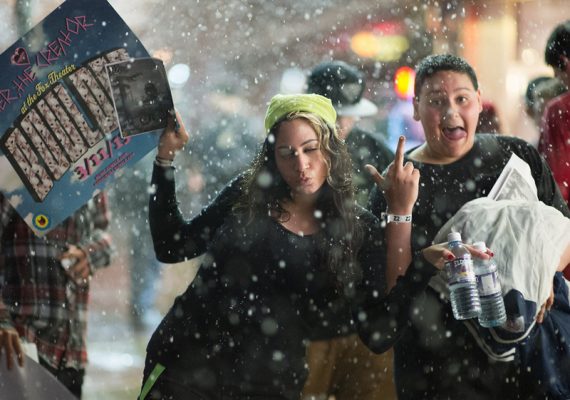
[442,126,467,140]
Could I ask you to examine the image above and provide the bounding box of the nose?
[294,151,309,172]
[445,104,459,119]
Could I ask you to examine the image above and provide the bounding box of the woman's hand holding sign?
[157,111,189,162]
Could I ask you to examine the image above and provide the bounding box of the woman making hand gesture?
[140,94,462,400]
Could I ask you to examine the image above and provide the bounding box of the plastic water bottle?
[445,232,481,320]
[472,241,507,328]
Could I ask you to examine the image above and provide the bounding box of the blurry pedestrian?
[304,60,397,400]
[139,94,419,399]
[539,20,570,280]
[0,192,113,398]
[184,91,261,202]
[525,76,551,127]
[524,76,566,147]
[307,60,394,206]
[539,20,570,207]
[363,54,570,399]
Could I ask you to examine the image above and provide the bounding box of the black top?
[346,127,393,206]
[146,164,386,398]
[362,134,570,399]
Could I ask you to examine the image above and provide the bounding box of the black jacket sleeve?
[351,211,439,354]
[149,164,242,263]
[367,184,386,220]
[353,250,438,354]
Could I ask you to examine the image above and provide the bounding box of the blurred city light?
[168,63,191,89]
[350,21,410,61]
[280,67,306,94]
[394,66,415,100]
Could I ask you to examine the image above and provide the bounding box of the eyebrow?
[426,87,474,95]
[276,139,318,149]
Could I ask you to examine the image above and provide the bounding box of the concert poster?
[0,0,165,235]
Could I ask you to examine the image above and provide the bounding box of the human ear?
[413,97,420,121]
[476,89,483,113]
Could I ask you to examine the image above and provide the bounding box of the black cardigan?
[146,165,387,398]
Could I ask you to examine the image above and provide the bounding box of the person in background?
[304,60,397,400]
[540,21,570,280]
[0,192,113,398]
[363,54,569,399]
[173,91,261,219]
[539,20,570,208]
[476,100,502,134]
[307,60,394,206]
[524,76,567,147]
[525,76,551,127]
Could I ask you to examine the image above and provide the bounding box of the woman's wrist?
[385,199,414,214]
[155,155,174,167]
[383,212,412,224]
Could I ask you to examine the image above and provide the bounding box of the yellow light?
[350,31,409,62]
[394,66,415,100]
[376,36,409,62]
[350,31,380,58]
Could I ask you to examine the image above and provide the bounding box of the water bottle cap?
[447,232,462,242]
[472,241,486,251]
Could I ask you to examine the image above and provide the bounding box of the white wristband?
[383,212,412,224]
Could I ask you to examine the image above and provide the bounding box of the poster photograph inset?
[106,57,174,138]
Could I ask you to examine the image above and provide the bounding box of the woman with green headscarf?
[139,94,421,400]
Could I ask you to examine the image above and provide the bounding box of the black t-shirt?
[360,134,570,399]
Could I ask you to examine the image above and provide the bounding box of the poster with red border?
[0,0,160,235]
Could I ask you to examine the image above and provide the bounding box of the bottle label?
[445,256,475,286]
[476,272,501,297]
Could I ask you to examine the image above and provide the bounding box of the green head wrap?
[264,93,337,132]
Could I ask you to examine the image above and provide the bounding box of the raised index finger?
[394,136,406,169]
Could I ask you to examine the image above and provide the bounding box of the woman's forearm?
[385,221,413,292]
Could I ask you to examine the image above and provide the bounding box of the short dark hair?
[524,76,551,110]
[545,20,570,70]
[414,54,478,99]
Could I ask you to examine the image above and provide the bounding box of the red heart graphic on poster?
[11,47,30,66]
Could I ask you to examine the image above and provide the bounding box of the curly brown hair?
[235,111,363,291]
